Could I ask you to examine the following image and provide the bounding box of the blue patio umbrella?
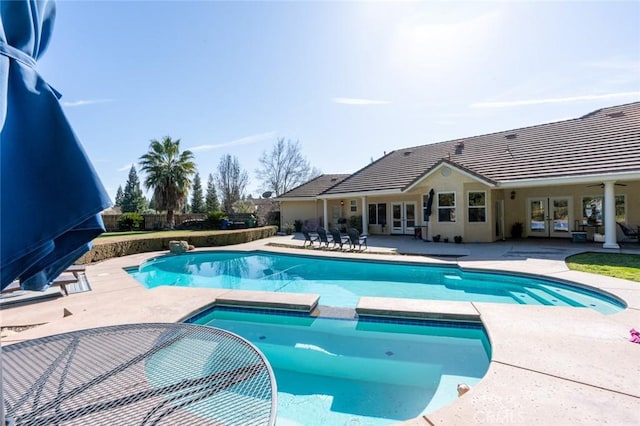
[0,0,111,291]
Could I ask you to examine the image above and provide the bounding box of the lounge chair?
[316,227,333,248]
[616,222,639,243]
[347,228,367,251]
[302,228,320,247]
[329,228,350,250]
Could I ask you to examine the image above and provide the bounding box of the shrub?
[283,223,294,234]
[175,219,205,230]
[293,219,303,232]
[206,210,227,229]
[349,215,362,233]
[266,210,280,227]
[118,212,144,231]
[77,227,278,264]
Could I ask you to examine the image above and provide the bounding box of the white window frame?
[368,203,387,225]
[581,194,626,225]
[437,191,456,223]
[468,191,487,223]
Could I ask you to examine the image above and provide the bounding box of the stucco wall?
[280,200,319,229]
[502,181,639,240]
[280,178,639,243]
[409,167,483,241]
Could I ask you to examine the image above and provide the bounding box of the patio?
[2,235,639,425]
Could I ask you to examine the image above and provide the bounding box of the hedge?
[76,226,278,264]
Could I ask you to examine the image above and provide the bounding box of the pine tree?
[114,185,124,207]
[190,172,205,213]
[205,173,220,212]
[121,165,147,213]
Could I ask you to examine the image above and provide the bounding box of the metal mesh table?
[2,323,277,425]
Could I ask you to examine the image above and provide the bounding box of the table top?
[2,323,277,425]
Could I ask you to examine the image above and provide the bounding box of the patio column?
[602,181,619,249]
[361,196,367,235]
[323,199,328,230]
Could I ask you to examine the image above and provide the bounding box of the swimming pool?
[130,251,624,314]
[187,307,491,425]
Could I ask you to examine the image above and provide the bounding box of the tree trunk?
[166,209,175,229]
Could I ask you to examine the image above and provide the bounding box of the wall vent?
[505,133,517,140]
[607,111,625,118]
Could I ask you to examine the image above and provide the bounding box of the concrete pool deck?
[1,235,639,425]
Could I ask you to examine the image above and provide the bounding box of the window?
[437,192,456,222]
[582,195,625,225]
[468,191,486,222]
[368,203,387,225]
[350,200,357,212]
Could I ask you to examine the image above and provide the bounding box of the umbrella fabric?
[0,1,111,291]
[425,188,435,219]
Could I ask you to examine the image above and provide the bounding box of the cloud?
[332,97,391,105]
[470,92,640,108]
[189,131,276,152]
[60,99,114,107]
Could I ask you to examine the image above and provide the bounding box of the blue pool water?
[188,308,491,425]
[130,251,624,314]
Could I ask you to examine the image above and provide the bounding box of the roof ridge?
[406,100,640,153]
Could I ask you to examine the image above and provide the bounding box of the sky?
[38,0,640,203]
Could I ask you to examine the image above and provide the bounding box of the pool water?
[188,308,491,425]
[130,251,624,314]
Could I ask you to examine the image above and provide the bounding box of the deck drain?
[385,351,394,356]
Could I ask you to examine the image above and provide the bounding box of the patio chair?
[347,228,367,251]
[302,228,320,247]
[616,222,639,243]
[316,227,333,248]
[329,228,350,250]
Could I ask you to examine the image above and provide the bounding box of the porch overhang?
[277,196,319,202]
[318,189,403,200]
[497,171,640,188]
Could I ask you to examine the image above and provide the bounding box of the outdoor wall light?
[510,191,516,200]
[340,200,344,206]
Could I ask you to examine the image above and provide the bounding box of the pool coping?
[2,238,639,425]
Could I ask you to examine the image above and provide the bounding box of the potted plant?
[432,234,441,243]
[283,223,294,235]
[454,235,463,244]
[511,222,524,239]
[293,219,303,233]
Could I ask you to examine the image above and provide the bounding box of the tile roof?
[323,101,640,195]
[279,174,350,198]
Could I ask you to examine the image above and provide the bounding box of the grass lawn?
[566,252,640,282]
[99,231,151,238]
[95,230,228,243]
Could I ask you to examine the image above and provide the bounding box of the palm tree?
[139,136,196,229]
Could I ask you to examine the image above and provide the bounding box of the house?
[278,101,640,248]
[279,174,350,230]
